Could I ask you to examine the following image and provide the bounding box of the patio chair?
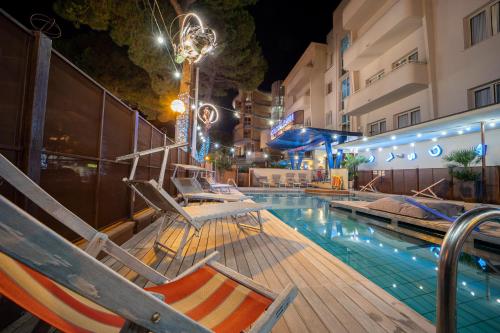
[124,178,271,257]
[271,174,285,187]
[171,177,249,204]
[359,175,382,192]
[256,175,271,187]
[411,178,446,200]
[298,173,312,187]
[0,193,297,333]
[285,173,300,188]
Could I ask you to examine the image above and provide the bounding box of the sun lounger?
[256,175,271,187]
[200,174,234,193]
[0,192,297,333]
[411,178,446,200]
[171,177,249,204]
[125,179,271,257]
[360,174,381,192]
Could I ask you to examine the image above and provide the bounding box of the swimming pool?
[250,192,500,332]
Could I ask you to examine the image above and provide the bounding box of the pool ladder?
[436,207,500,333]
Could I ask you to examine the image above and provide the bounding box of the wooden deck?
[102,209,434,333]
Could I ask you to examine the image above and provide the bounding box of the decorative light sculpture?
[174,13,216,64]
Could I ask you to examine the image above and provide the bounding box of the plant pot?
[454,180,479,202]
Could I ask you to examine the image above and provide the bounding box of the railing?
[436,207,500,333]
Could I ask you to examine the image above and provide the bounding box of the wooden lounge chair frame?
[0,153,297,333]
[359,175,382,192]
[411,178,446,200]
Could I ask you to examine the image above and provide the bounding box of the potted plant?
[341,154,369,189]
[442,148,481,201]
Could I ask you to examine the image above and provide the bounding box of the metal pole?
[480,121,487,203]
[436,207,500,333]
[191,66,200,160]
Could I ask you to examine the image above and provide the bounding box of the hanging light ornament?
[174,13,216,64]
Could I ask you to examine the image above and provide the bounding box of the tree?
[341,154,369,182]
[443,148,481,181]
[53,0,267,114]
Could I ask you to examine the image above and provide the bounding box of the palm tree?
[442,148,481,181]
[341,154,369,183]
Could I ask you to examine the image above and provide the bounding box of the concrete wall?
[358,128,500,170]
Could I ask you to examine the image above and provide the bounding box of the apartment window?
[326,81,333,94]
[396,108,421,129]
[392,50,418,70]
[326,111,333,126]
[467,1,500,47]
[366,70,385,87]
[368,119,387,136]
[470,79,500,107]
[341,114,350,131]
[341,76,350,110]
[340,35,350,76]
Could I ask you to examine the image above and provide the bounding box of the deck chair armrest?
[247,284,298,333]
[208,261,278,299]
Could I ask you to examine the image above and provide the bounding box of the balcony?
[286,65,312,96]
[343,0,422,71]
[345,62,428,116]
[287,95,310,114]
[343,0,385,32]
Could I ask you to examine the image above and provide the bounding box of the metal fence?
[358,167,500,204]
[0,12,191,240]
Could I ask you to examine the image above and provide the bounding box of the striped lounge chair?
[0,154,297,333]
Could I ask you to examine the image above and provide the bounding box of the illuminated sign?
[198,103,219,128]
[475,144,487,156]
[428,145,443,157]
[367,155,375,163]
[270,113,295,139]
[386,153,395,162]
[407,152,417,161]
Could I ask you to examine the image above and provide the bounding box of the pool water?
[250,192,500,332]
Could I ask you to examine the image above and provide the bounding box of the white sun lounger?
[171,177,249,204]
[0,167,296,332]
[125,179,270,258]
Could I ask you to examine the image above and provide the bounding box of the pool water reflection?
[250,193,500,332]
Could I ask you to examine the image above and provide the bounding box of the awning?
[266,127,361,151]
[334,103,500,151]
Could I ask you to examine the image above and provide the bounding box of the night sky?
[250,0,341,91]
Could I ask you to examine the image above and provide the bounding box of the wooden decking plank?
[225,216,252,278]
[265,210,434,333]
[262,215,391,333]
[221,217,238,271]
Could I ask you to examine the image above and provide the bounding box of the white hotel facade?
[275,0,500,170]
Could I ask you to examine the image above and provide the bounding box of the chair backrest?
[0,195,208,333]
[171,177,204,195]
[298,173,307,180]
[127,179,203,230]
[272,174,281,182]
[286,173,295,180]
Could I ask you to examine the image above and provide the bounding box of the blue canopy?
[266,127,361,151]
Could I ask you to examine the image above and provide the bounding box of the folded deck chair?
[0,193,297,333]
[360,174,381,192]
[172,177,249,204]
[199,174,234,193]
[411,178,446,200]
[125,179,271,257]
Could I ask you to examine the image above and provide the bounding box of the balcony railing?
[343,0,423,71]
[346,61,428,115]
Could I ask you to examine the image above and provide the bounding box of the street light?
[170,99,186,113]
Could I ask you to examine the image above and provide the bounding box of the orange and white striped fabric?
[0,252,272,333]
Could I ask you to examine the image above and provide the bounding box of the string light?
[174,71,181,79]
[156,35,165,44]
